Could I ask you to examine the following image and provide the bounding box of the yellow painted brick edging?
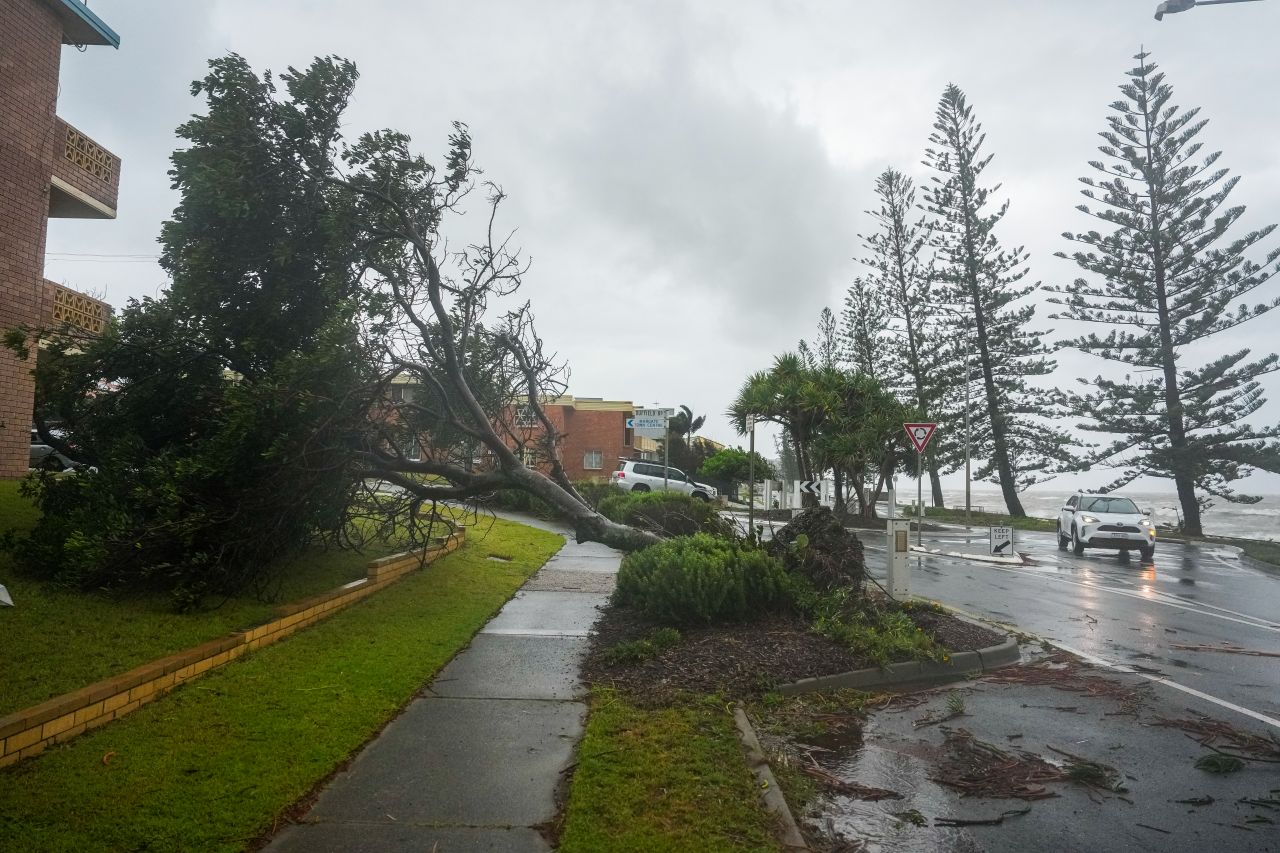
[0,527,466,769]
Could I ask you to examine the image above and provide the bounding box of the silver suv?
[1057,493,1155,560]
[611,460,717,501]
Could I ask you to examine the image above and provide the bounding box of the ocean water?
[937,489,1280,541]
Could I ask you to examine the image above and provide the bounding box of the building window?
[624,426,633,446]
[520,448,538,467]
[514,405,538,428]
[391,385,403,402]
[584,450,603,470]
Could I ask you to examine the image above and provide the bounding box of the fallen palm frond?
[930,727,1064,800]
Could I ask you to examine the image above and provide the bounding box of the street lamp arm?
[1156,0,1264,20]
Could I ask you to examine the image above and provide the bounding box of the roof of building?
[41,0,119,48]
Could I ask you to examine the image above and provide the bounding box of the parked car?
[1057,492,1155,560]
[610,460,718,501]
[29,428,88,472]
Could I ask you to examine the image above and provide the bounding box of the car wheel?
[1118,549,1131,562]
[1139,544,1155,561]
[631,484,650,493]
[691,491,710,501]
[1071,526,1085,556]
[1057,524,1068,551]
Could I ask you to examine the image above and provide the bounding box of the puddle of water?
[803,724,983,852]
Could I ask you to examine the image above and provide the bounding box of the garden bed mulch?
[581,605,1007,702]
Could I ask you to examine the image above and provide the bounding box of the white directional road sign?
[799,480,821,496]
[631,408,674,439]
[989,525,1014,556]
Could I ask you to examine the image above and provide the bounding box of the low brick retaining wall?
[0,527,466,769]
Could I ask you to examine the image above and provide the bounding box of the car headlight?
[1080,514,1099,524]
[1139,518,1150,526]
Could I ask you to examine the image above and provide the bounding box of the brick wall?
[0,0,62,478]
[51,115,120,213]
[0,526,466,768]
[559,407,632,481]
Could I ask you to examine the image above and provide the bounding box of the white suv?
[611,460,717,501]
[1057,493,1155,560]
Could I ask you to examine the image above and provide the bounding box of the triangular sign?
[903,422,938,453]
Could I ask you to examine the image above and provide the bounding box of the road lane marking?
[897,552,1280,632]
[1050,640,1280,731]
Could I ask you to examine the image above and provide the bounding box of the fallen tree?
[334,121,659,550]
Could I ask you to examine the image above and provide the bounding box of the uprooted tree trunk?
[336,124,659,551]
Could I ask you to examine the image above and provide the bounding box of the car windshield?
[1079,496,1140,514]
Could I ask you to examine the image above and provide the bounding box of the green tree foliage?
[840,278,887,380]
[613,534,793,625]
[1050,53,1280,535]
[923,84,1074,516]
[6,57,375,606]
[698,446,777,487]
[852,168,961,506]
[596,491,731,538]
[729,353,830,504]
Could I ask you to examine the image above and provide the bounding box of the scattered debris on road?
[1168,642,1280,658]
[931,727,1063,800]
[934,805,1031,826]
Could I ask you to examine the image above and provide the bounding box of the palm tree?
[729,353,831,506]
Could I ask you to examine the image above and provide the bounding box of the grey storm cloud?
[41,0,1280,489]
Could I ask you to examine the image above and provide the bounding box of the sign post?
[746,415,756,538]
[629,408,674,488]
[903,423,938,546]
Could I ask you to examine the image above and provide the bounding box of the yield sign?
[903,422,938,453]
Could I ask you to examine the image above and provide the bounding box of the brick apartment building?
[0,0,119,478]
[388,379,653,482]
[518,396,640,481]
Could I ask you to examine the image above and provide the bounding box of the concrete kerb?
[732,706,809,852]
[776,614,1021,696]
[908,544,1026,567]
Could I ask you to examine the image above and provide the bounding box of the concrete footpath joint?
[268,515,618,853]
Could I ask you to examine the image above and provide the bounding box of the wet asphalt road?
[859,526,1280,729]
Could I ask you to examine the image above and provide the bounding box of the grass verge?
[558,688,781,853]
[0,515,563,853]
[923,505,1057,532]
[1209,535,1280,570]
[0,480,432,717]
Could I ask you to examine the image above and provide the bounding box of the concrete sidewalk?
[269,516,618,853]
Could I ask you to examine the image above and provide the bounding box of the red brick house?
[0,0,120,478]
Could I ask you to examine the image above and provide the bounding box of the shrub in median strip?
[613,534,792,625]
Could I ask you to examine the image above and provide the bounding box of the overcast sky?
[46,0,1280,498]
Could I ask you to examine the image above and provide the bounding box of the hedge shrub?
[598,491,731,538]
[613,534,792,625]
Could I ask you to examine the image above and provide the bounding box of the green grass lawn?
[558,689,781,853]
[0,480,430,717]
[923,504,1058,532]
[0,513,564,853]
